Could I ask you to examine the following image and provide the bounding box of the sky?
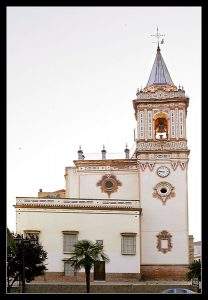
[7,7,201,241]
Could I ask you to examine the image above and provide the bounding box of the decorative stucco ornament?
[156,230,173,254]
[96,174,122,198]
[153,181,175,205]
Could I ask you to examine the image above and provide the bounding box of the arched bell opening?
[153,113,169,140]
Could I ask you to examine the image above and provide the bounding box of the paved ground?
[29,280,192,285]
[10,281,197,294]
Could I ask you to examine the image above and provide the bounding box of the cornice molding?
[15,204,142,212]
[73,159,138,170]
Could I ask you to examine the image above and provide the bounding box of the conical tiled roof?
[146,46,174,86]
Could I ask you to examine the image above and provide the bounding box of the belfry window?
[154,117,168,140]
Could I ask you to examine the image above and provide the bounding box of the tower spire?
[146,47,173,86]
[146,27,174,87]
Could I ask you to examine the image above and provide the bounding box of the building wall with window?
[65,165,139,200]
[139,164,189,265]
[16,207,141,274]
[15,45,191,281]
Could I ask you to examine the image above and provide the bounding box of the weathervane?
[150,26,165,49]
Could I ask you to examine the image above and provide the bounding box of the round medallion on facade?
[157,166,170,178]
[153,181,175,205]
[97,174,122,198]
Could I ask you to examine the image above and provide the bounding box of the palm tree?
[68,240,109,293]
[186,260,201,281]
[186,260,201,292]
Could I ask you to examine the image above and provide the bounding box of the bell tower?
[133,41,190,279]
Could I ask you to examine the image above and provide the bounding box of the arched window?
[153,113,169,140]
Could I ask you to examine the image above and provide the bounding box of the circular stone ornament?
[97,174,122,197]
[153,181,175,205]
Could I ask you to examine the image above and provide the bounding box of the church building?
[15,42,191,281]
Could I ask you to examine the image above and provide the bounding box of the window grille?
[24,231,40,242]
[121,234,136,255]
[63,233,78,253]
[64,261,74,276]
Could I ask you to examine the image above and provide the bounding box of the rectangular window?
[121,233,136,255]
[63,232,78,253]
[24,230,40,242]
[64,261,74,276]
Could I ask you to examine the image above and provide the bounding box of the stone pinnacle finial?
[78,146,84,160]
[101,145,106,160]
[124,144,130,159]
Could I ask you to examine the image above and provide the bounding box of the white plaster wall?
[65,167,79,198]
[16,208,140,274]
[67,171,139,200]
[139,162,189,264]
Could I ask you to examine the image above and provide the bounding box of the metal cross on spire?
[150,26,165,50]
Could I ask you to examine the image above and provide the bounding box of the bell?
[158,123,164,132]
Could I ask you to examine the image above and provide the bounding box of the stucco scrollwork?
[136,89,185,100]
[96,174,122,198]
[137,140,187,151]
[153,182,175,205]
[156,230,172,254]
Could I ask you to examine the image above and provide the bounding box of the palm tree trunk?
[85,268,91,293]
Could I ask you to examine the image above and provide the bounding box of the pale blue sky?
[7,7,201,240]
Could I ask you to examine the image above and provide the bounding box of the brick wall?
[34,265,188,283]
[34,272,141,283]
[106,273,141,282]
[34,272,87,283]
[140,265,188,280]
